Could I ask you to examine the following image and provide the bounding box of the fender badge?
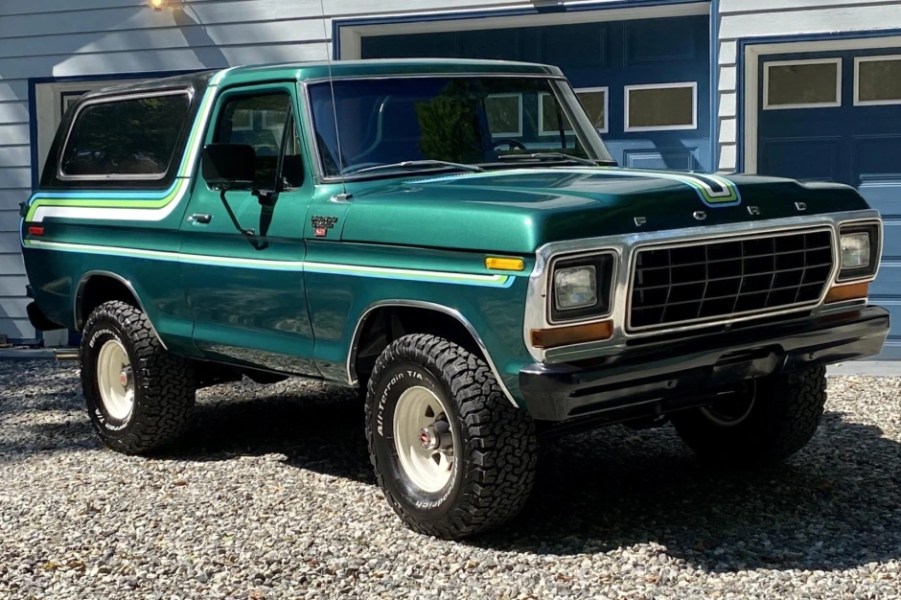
[693,210,707,221]
[311,216,338,238]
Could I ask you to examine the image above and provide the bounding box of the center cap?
[418,427,440,450]
[119,368,131,388]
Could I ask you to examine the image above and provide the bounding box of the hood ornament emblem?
[634,216,647,227]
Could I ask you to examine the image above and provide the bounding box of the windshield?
[308,76,614,178]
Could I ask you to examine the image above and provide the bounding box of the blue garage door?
[758,48,901,358]
[360,15,712,171]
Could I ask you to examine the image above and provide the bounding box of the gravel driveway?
[1,359,898,600]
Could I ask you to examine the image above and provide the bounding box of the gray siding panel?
[0,275,29,298]
[0,101,29,123]
[0,146,30,168]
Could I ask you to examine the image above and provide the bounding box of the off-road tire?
[365,334,537,539]
[80,300,195,454]
[671,366,827,466]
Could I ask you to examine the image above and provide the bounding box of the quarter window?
[625,83,696,131]
[855,55,901,105]
[60,91,190,178]
[764,59,841,109]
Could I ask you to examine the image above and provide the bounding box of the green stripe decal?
[23,240,515,288]
[595,168,741,206]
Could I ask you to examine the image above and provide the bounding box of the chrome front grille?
[629,229,834,331]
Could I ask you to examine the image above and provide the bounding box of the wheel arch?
[74,271,167,349]
[347,300,517,406]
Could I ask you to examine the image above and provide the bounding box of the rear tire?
[365,334,537,539]
[671,367,827,466]
[80,300,195,454]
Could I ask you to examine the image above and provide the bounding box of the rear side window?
[60,91,190,178]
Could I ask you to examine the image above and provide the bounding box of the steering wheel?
[492,138,528,152]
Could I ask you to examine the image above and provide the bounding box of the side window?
[60,91,190,178]
[214,92,303,189]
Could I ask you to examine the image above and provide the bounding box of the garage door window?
[855,56,901,106]
[486,94,523,137]
[764,59,841,110]
[576,87,608,133]
[625,82,696,131]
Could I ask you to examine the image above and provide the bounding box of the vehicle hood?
[340,168,870,253]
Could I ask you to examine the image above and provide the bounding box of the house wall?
[716,0,901,172]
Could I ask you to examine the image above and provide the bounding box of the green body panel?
[20,59,877,405]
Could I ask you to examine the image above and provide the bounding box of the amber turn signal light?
[485,257,525,271]
[530,320,613,349]
[825,282,869,304]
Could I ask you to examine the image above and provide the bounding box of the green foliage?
[415,83,485,164]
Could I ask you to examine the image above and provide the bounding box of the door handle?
[188,213,212,224]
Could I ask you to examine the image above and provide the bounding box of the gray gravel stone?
[0,360,898,599]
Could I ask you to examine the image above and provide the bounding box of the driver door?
[179,83,318,375]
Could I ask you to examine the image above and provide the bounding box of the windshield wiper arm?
[496,152,602,167]
[346,160,484,175]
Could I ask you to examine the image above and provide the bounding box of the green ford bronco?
[21,59,888,539]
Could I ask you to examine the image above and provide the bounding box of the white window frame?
[624,81,697,132]
[485,93,523,137]
[762,58,842,110]
[854,54,901,106]
[575,86,609,134]
[538,92,571,136]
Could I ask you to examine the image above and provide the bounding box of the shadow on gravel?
[159,383,374,484]
[473,412,901,573]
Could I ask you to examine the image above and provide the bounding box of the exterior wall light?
[148,0,169,10]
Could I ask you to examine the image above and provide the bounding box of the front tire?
[365,334,537,539]
[80,300,196,454]
[671,367,827,466]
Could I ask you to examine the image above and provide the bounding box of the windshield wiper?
[496,152,610,167]
[344,160,484,175]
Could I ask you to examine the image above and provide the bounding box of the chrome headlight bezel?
[547,251,615,324]
[838,223,880,282]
